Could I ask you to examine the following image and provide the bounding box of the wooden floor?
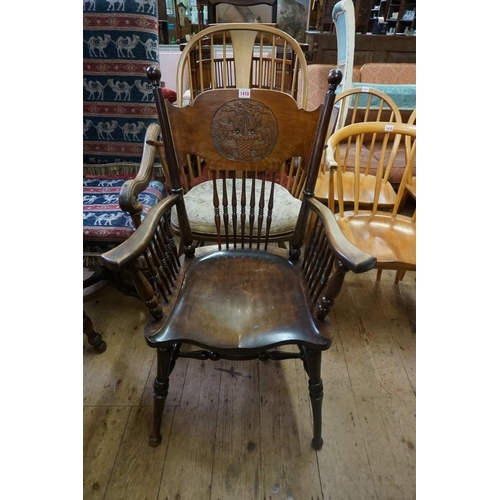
[83,268,416,500]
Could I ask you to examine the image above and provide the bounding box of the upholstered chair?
[83,0,175,350]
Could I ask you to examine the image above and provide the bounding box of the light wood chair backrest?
[328,121,416,216]
[324,86,403,178]
[405,109,417,194]
[176,23,309,107]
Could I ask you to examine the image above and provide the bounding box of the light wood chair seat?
[405,179,416,199]
[336,211,416,269]
[331,171,398,208]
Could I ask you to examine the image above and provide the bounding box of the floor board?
[83,269,416,499]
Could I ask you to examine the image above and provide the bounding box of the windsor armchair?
[327,121,416,282]
[83,0,171,351]
[99,66,376,449]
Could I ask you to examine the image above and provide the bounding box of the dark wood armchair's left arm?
[100,193,183,322]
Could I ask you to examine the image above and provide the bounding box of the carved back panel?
[159,86,326,249]
[167,89,320,173]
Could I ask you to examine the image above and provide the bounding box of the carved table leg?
[305,348,324,450]
[83,310,106,353]
[149,346,175,447]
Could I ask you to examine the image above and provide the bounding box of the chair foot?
[149,434,162,447]
[312,437,324,450]
[92,338,107,353]
[83,311,107,353]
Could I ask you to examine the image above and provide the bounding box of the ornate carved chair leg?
[304,348,324,450]
[83,311,106,353]
[150,346,175,447]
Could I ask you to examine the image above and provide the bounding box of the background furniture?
[363,0,416,35]
[99,65,376,449]
[297,0,356,204]
[306,32,416,65]
[176,23,309,106]
[327,121,416,282]
[319,85,403,207]
[83,0,173,349]
[207,0,278,24]
[353,62,416,122]
[309,0,416,35]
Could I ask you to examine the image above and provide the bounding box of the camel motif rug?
[83,0,160,165]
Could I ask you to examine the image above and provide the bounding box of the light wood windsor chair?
[327,121,416,283]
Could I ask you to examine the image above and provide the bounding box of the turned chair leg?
[304,349,324,450]
[83,311,106,353]
[149,346,176,447]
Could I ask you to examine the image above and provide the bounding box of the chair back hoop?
[324,86,404,179]
[176,23,309,108]
[327,122,416,215]
[405,109,417,186]
[334,86,403,131]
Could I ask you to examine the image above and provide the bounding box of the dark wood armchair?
[99,65,376,449]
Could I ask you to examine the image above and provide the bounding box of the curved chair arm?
[305,197,375,273]
[119,122,161,227]
[302,197,376,320]
[100,193,182,272]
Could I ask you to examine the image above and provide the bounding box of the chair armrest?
[119,122,161,217]
[99,193,181,272]
[305,197,376,273]
[324,143,336,168]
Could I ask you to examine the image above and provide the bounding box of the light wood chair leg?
[395,270,407,284]
[376,269,383,281]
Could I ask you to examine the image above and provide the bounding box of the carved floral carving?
[211,99,278,161]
